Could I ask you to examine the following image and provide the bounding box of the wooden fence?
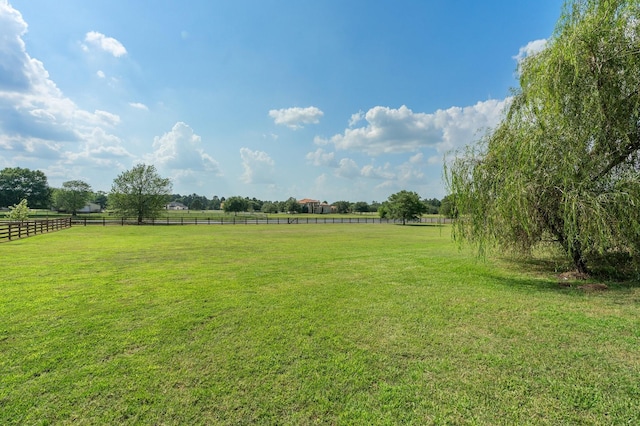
[0,217,72,242]
[71,216,452,226]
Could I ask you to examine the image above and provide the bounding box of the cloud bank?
[316,100,509,156]
[0,2,130,170]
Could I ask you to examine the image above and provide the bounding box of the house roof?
[298,198,320,204]
[167,201,187,207]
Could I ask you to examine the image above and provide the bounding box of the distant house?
[166,201,188,210]
[78,203,101,213]
[298,198,333,214]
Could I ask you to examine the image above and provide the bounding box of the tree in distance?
[223,196,248,215]
[190,198,203,211]
[438,195,457,219]
[352,201,370,214]
[55,180,92,216]
[210,195,222,210]
[92,191,108,210]
[447,0,640,274]
[0,167,51,208]
[380,190,427,225]
[284,197,301,214]
[261,201,278,214]
[109,164,172,224]
[333,201,351,214]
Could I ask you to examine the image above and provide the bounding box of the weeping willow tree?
[447,0,640,274]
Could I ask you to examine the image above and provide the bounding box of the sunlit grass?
[1,224,638,424]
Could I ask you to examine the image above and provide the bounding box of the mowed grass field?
[1,224,638,425]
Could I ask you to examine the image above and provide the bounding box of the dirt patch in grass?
[558,271,589,281]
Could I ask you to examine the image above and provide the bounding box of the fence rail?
[71,216,452,226]
[0,217,72,242]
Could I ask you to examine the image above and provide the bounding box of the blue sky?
[1,0,560,202]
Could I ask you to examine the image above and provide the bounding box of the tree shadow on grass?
[486,254,640,297]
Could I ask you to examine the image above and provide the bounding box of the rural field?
[1,224,638,425]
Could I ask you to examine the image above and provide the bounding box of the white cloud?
[409,152,424,164]
[335,158,360,179]
[263,133,279,140]
[361,163,394,180]
[315,173,327,187]
[305,148,336,167]
[313,135,329,146]
[395,160,425,183]
[83,31,127,57]
[65,127,132,167]
[269,106,324,129]
[322,100,509,156]
[514,39,547,63]
[427,155,441,165]
[349,110,364,127]
[96,70,105,78]
[240,148,275,184]
[93,109,120,126]
[129,102,149,111]
[149,122,221,174]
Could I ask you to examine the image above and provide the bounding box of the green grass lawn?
[1,224,638,425]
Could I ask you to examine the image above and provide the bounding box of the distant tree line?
[0,166,456,221]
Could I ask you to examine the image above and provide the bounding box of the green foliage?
[448,0,640,273]
[439,195,457,218]
[377,203,389,219]
[333,200,351,214]
[5,199,29,222]
[352,201,370,213]
[210,195,222,210]
[0,167,51,208]
[384,190,427,224]
[190,198,203,210]
[55,180,92,215]
[92,191,108,209]
[422,197,441,215]
[260,201,278,214]
[283,197,301,213]
[109,164,172,224]
[223,196,248,214]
